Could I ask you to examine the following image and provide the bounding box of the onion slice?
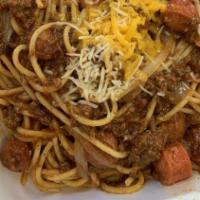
[144,36,174,76]
[0,11,13,49]
[74,139,88,178]
[77,136,117,169]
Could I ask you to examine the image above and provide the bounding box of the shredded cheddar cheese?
[77,0,166,84]
[82,0,166,57]
[62,0,167,104]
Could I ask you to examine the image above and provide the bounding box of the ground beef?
[4,101,53,127]
[185,125,200,164]
[19,51,33,71]
[128,130,167,167]
[118,111,186,167]
[104,119,142,141]
[146,64,193,98]
[103,94,149,139]
[145,62,193,115]
[154,98,172,116]
[26,101,53,126]
[2,106,23,130]
[8,33,28,50]
[0,138,32,172]
[0,0,36,29]
[189,48,200,74]
[116,112,186,168]
[41,54,67,78]
[0,0,36,53]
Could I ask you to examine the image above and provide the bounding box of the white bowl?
[1,163,200,200]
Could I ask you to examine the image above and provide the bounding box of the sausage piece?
[154,142,192,185]
[164,0,199,32]
[35,28,61,60]
[160,113,187,143]
[0,138,31,172]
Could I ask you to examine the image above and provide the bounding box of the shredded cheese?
[62,44,135,103]
[61,0,167,105]
[83,0,166,58]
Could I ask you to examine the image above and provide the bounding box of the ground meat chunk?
[146,64,193,116]
[36,28,62,60]
[146,65,193,102]
[104,119,140,139]
[2,106,22,130]
[185,125,200,164]
[0,1,34,52]
[154,98,172,116]
[103,100,147,140]
[0,0,36,29]
[189,49,200,74]
[164,0,199,32]
[26,102,53,126]
[0,138,32,172]
[128,131,167,167]
[41,55,67,78]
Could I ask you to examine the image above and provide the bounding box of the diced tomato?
[154,142,192,185]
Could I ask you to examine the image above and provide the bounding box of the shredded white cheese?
[139,85,153,96]
[62,44,135,103]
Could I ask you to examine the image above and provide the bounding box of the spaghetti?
[0,0,200,195]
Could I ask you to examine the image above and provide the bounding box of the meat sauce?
[0,0,36,29]
[0,0,200,187]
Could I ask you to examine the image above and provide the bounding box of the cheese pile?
[81,0,166,78]
[83,0,166,56]
[62,0,167,104]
